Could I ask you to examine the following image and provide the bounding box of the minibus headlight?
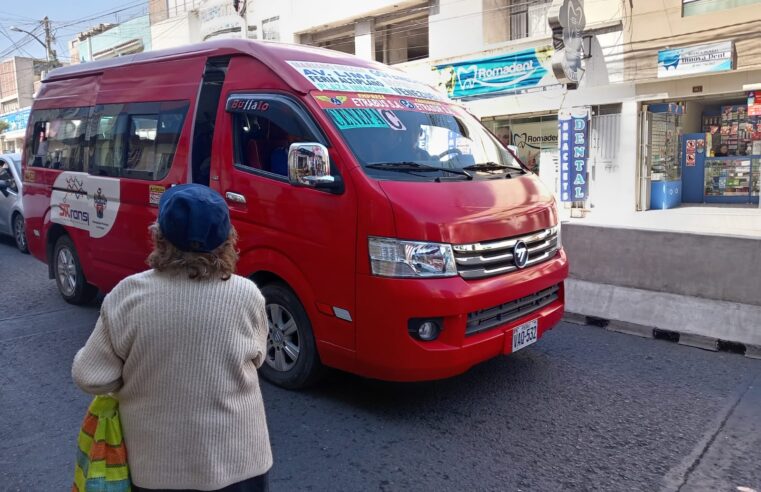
[555,222,562,249]
[368,237,457,278]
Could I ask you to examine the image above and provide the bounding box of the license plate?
[510,319,538,353]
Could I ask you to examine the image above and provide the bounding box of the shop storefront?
[638,41,761,208]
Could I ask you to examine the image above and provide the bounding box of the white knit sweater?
[72,270,273,490]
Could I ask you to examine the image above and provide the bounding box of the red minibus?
[23,39,567,388]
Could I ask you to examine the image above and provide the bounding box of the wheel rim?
[13,215,25,250]
[56,247,78,297]
[265,303,300,372]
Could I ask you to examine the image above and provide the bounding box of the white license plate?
[511,319,538,353]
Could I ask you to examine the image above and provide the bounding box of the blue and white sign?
[0,107,31,133]
[657,41,734,79]
[435,46,556,99]
[558,108,589,202]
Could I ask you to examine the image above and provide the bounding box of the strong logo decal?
[50,172,120,239]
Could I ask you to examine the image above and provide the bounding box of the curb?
[563,313,760,359]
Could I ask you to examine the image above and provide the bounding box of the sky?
[0,1,148,62]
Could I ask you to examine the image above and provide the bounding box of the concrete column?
[387,30,409,65]
[354,19,375,60]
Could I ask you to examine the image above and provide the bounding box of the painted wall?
[626,0,761,81]
[151,11,202,51]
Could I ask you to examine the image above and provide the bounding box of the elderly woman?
[72,184,272,492]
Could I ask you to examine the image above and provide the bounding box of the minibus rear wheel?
[53,235,98,305]
[259,282,324,389]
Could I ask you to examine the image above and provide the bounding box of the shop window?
[28,107,90,171]
[484,115,558,174]
[682,0,761,16]
[89,101,188,181]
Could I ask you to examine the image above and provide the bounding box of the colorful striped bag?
[73,395,131,492]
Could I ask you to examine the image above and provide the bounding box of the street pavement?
[1,236,760,491]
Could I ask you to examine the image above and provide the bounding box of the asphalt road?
[1,236,760,492]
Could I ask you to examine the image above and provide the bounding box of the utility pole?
[11,17,59,71]
[42,17,58,67]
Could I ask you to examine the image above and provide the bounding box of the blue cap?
[158,184,231,253]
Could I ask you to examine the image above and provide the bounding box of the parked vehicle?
[23,39,567,388]
[0,153,27,253]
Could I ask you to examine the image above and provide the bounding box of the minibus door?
[209,72,358,352]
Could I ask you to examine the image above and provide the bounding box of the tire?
[53,235,98,305]
[258,282,324,389]
[12,213,28,254]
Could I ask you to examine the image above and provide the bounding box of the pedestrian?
[72,184,272,491]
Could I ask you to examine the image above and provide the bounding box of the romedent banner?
[657,41,734,78]
[435,45,556,99]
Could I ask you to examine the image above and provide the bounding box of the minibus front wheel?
[259,282,324,389]
[53,235,98,305]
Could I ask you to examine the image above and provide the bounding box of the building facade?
[0,57,45,153]
[79,0,759,214]
[72,15,152,63]
[626,0,761,209]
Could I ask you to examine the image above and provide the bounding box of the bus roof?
[45,39,398,95]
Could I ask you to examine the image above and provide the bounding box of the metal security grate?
[452,226,559,280]
[466,284,560,336]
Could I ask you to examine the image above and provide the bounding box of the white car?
[0,153,27,253]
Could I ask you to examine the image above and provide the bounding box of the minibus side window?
[89,101,188,180]
[28,107,89,171]
[231,99,321,179]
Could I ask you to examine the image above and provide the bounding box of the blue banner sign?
[435,46,556,99]
[559,108,589,202]
[657,41,734,79]
[0,106,31,133]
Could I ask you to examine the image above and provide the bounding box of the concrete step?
[564,279,761,360]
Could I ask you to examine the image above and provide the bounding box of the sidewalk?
[561,214,761,357]
[564,204,761,238]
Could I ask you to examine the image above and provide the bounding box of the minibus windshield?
[312,92,524,181]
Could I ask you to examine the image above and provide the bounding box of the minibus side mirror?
[0,180,8,197]
[288,143,343,193]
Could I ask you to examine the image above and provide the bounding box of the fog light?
[420,321,441,340]
[408,318,442,341]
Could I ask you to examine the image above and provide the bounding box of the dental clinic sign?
[657,41,735,78]
[435,46,556,99]
[559,108,589,202]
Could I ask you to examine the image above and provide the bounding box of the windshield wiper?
[463,162,524,173]
[366,162,473,180]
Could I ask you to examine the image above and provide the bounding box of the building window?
[262,16,280,41]
[166,0,202,17]
[510,0,551,40]
[683,0,761,16]
[484,0,550,44]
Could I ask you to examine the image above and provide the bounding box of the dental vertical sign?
[559,108,589,202]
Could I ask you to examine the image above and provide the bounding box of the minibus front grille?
[465,284,560,336]
[452,226,559,280]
